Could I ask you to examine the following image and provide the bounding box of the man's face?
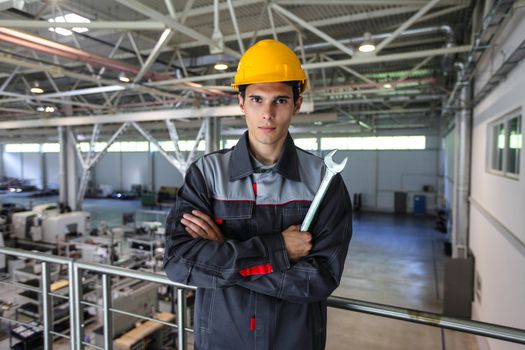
[239,82,302,151]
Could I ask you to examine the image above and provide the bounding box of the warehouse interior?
[0,0,523,349]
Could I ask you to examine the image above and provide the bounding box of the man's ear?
[293,95,303,114]
[238,94,245,113]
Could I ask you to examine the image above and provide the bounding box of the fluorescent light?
[214,63,228,71]
[383,83,392,89]
[48,13,91,36]
[36,106,45,112]
[31,87,44,94]
[45,106,55,113]
[359,32,376,53]
[118,74,131,83]
[359,43,375,53]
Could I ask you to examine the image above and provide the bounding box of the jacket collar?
[228,131,301,182]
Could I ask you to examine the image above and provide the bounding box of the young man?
[164,39,352,350]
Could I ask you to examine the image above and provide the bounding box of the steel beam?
[166,119,186,164]
[180,6,420,49]
[0,101,314,129]
[114,0,241,58]
[0,53,182,100]
[375,0,442,54]
[304,45,471,69]
[150,46,470,88]
[320,54,374,84]
[276,0,464,4]
[134,29,174,83]
[271,4,354,57]
[0,65,19,91]
[0,20,164,30]
[127,33,146,67]
[132,122,186,174]
[227,0,245,53]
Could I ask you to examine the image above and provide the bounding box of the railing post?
[68,261,77,350]
[177,288,187,350]
[41,262,53,350]
[102,273,113,350]
[73,263,84,350]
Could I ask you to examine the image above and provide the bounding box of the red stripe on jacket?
[239,263,273,277]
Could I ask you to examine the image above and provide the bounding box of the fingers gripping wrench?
[300,150,348,232]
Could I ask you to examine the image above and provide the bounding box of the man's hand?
[181,210,224,243]
[282,225,312,263]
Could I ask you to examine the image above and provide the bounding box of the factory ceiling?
[0,0,481,142]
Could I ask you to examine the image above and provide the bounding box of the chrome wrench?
[300,150,348,232]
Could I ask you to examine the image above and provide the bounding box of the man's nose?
[261,102,275,119]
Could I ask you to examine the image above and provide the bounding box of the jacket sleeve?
[235,174,353,303]
[163,161,291,288]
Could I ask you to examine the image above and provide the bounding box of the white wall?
[92,151,186,192]
[2,152,42,188]
[153,152,186,191]
[95,153,123,191]
[338,136,439,213]
[44,153,59,189]
[2,145,438,213]
[3,152,22,178]
[470,9,525,350]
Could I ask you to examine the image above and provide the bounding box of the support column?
[66,126,79,210]
[0,144,4,178]
[41,151,47,190]
[58,126,68,205]
[452,84,472,259]
[205,117,221,154]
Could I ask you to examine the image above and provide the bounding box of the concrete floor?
[0,194,481,349]
[328,212,479,350]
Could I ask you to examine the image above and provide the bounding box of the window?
[491,123,505,171]
[4,144,40,152]
[42,143,60,153]
[320,136,426,150]
[222,139,238,149]
[489,112,522,177]
[294,138,318,151]
[508,115,521,174]
[78,142,108,153]
[157,140,205,152]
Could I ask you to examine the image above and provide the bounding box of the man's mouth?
[258,126,276,132]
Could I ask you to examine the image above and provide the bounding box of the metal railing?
[0,246,524,350]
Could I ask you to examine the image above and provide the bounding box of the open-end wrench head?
[324,150,348,173]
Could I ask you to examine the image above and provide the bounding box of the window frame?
[487,109,522,179]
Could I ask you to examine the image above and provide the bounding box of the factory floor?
[0,194,482,349]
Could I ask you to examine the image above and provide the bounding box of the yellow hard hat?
[231,39,307,93]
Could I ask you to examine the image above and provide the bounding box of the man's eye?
[276,98,288,104]
[250,96,261,103]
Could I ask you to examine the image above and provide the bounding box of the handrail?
[0,246,524,349]
[328,296,525,345]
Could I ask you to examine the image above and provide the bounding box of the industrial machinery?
[11,203,90,244]
[93,279,159,347]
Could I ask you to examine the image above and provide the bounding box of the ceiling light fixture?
[383,83,392,89]
[118,73,131,83]
[214,62,228,71]
[358,32,376,53]
[44,106,55,113]
[30,82,44,94]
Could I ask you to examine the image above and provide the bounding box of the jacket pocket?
[212,200,254,241]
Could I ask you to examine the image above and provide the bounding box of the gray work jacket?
[164,132,352,350]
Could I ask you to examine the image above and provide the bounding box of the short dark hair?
[238,81,301,105]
